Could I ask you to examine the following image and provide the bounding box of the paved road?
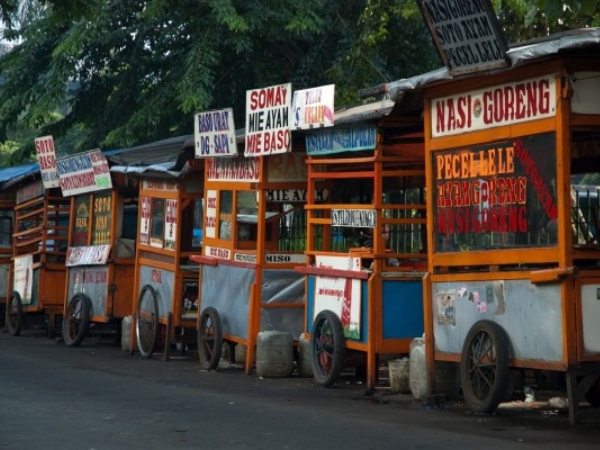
[1,330,600,450]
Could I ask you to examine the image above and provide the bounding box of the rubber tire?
[197,307,223,370]
[136,285,159,359]
[584,377,600,407]
[310,310,346,387]
[460,320,510,414]
[6,291,24,336]
[63,293,92,347]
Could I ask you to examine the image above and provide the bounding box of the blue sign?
[305,125,376,155]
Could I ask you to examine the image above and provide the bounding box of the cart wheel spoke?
[6,291,24,336]
[63,293,91,347]
[460,320,510,414]
[310,310,345,387]
[198,307,223,370]
[136,285,159,358]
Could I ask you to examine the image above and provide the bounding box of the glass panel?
[219,191,232,240]
[432,133,557,252]
[192,198,203,249]
[0,211,13,247]
[73,195,91,246]
[150,198,165,248]
[92,192,112,245]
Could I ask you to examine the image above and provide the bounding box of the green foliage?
[0,0,597,162]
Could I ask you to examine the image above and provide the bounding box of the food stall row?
[5,26,600,426]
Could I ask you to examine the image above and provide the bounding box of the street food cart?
[192,96,309,374]
[297,100,427,388]
[193,150,309,373]
[0,165,23,328]
[5,175,69,336]
[397,28,600,423]
[60,149,139,346]
[116,136,205,359]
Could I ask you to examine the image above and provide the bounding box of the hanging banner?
[306,125,376,155]
[56,149,112,196]
[13,254,33,305]
[291,84,335,129]
[245,83,292,156]
[34,135,60,189]
[194,108,238,158]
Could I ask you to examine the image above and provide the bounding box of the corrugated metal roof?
[366,27,600,103]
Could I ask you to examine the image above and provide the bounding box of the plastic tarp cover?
[201,264,254,340]
[260,269,305,340]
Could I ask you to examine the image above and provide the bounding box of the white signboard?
[431,75,556,137]
[234,253,257,263]
[194,108,237,158]
[204,245,231,260]
[57,149,112,196]
[13,254,33,305]
[291,84,335,129]
[164,199,178,250]
[314,255,362,339]
[331,209,376,228]
[205,190,217,239]
[34,135,60,188]
[139,196,151,245]
[266,253,307,264]
[245,83,292,156]
[66,244,111,267]
[206,155,260,182]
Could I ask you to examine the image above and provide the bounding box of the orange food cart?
[0,165,24,328]
[298,100,427,389]
[121,136,204,359]
[60,149,139,346]
[192,97,309,374]
[389,27,600,423]
[5,174,69,337]
[193,149,309,373]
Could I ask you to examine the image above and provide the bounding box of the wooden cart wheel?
[136,285,159,359]
[197,307,223,370]
[460,320,510,413]
[6,291,24,336]
[63,293,91,347]
[310,310,345,387]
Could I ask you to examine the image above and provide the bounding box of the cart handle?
[530,266,577,284]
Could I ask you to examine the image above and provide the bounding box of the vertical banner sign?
[92,192,112,245]
[14,255,33,305]
[139,196,151,245]
[164,199,178,250]
[34,135,60,188]
[194,108,238,158]
[313,255,362,340]
[205,190,217,239]
[245,83,292,156]
[291,84,335,129]
[417,0,509,75]
[56,149,112,196]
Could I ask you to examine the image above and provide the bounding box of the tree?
[1,0,596,165]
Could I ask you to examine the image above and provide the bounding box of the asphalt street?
[1,330,600,450]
